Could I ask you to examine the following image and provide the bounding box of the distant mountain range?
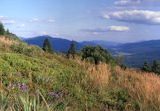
[113,40,160,67]
[22,36,83,53]
[22,35,160,68]
[22,35,119,52]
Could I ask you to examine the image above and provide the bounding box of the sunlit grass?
[0,35,160,110]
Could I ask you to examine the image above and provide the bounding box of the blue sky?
[0,0,160,42]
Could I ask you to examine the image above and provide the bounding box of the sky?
[1,0,160,43]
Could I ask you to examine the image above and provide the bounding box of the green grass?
[0,35,159,111]
[0,52,137,111]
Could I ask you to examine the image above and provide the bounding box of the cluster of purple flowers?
[47,91,59,98]
[17,83,28,91]
[7,82,29,92]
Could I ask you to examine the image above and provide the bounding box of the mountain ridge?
[22,35,160,67]
[23,35,119,52]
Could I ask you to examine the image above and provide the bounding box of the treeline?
[0,23,5,35]
[0,22,11,35]
[141,60,160,75]
[0,22,120,67]
[39,37,160,75]
[2,22,160,75]
[42,37,116,66]
[0,22,18,40]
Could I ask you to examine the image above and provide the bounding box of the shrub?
[152,60,160,74]
[141,61,151,72]
[141,60,160,75]
[81,45,115,65]
[120,64,127,70]
[10,43,43,57]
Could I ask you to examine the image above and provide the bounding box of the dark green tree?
[6,29,10,35]
[67,41,76,58]
[152,60,160,74]
[81,46,95,64]
[42,38,53,53]
[141,61,151,72]
[0,22,5,35]
[81,45,115,65]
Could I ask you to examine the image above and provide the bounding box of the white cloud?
[107,26,130,31]
[0,16,5,19]
[30,18,40,22]
[20,24,25,27]
[42,31,48,35]
[47,19,55,23]
[29,18,55,23]
[2,20,15,24]
[103,10,160,25]
[17,24,25,28]
[114,0,141,5]
[0,16,16,25]
[82,26,130,34]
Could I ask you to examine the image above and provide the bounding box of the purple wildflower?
[47,91,59,98]
[17,83,28,92]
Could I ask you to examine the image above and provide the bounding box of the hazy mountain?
[113,40,160,67]
[23,35,118,52]
[23,35,83,52]
[23,35,160,67]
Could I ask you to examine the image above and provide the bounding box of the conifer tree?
[0,22,5,35]
[6,29,10,35]
[42,38,53,53]
[67,41,76,58]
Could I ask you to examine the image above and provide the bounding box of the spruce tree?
[0,22,5,35]
[67,41,76,58]
[42,38,53,53]
[6,29,10,35]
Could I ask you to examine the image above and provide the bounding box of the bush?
[141,60,160,75]
[10,43,43,57]
[141,61,151,72]
[81,45,115,65]
[151,60,160,74]
[120,64,127,70]
[85,57,95,64]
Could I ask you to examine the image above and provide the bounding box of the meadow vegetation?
[0,23,160,111]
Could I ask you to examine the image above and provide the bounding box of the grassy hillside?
[0,35,160,111]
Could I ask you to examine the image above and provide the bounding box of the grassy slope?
[0,35,160,111]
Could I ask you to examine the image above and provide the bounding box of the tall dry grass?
[87,63,111,87]
[0,36,17,45]
[114,67,160,110]
[75,57,160,110]
[74,57,111,87]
